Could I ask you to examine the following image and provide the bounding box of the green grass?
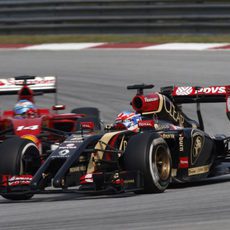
[1,34,230,44]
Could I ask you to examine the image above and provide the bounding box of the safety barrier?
[0,0,230,34]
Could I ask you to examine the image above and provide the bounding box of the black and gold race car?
[0,83,230,200]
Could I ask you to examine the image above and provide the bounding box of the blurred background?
[0,0,230,41]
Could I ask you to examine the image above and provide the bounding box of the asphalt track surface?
[0,49,230,230]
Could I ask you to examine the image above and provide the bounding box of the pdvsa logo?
[196,86,226,94]
[175,87,193,96]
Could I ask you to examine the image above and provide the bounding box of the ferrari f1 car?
[0,75,102,200]
[0,83,230,200]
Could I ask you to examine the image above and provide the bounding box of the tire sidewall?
[0,137,40,175]
[0,138,39,200]
[146,137,172,191]
[124,132,172,193]
[18,142,39,174]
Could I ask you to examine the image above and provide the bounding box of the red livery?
[0,75,102,200]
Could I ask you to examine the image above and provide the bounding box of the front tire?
[0,137,40,200]
[124,132,172,193]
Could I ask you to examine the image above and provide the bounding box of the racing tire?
[123,132,172,193]
[71,107,100,118]
[0,137,40,200]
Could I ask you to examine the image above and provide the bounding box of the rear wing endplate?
[0,76,56,95]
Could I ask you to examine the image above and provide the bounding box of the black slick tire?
[124,132,172,193]
[0,137,40,200]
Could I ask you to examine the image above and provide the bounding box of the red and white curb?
[0,43,230,50]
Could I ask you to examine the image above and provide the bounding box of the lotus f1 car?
[0,83,230,200]
[0,76,102,200]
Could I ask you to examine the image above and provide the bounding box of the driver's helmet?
[14,99,36,117]
[114,111,141,131]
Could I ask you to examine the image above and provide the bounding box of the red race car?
[0,75,102,200]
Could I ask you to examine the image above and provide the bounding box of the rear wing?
[0,76,56,95]
[161,85,230,120]
[161,85,229,103]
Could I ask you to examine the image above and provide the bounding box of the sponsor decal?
[138,120,154,128]
[179,157,189,168]
[80,121,94,130]
[9,77,55,86]
[195,86,226,95]
[59,146,76,149]
[69,165,86,173]
[175,87,193,96]
[2,175,33,186]
[179,133,184,152]
[17,125,39,131]
[0,77,56,93]
[191,132,204,165]
[164,97,185,126]
[70,135,88,142]
[155,123,171,130]
[124,179,135,184]
[59,149,70,156]
[171,169,177,177]
[161,133,175,139]
[141,94,164,115]
[134,93,160,114]
[174,86,226,96]
[188,165,210,176]
[79,156,86,162]
[63,140,78,144]
[144,97,158,103]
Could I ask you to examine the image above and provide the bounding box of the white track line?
[141,43,229,50]
[21,43,105,50]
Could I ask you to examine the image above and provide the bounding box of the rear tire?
[124,132,172,193]
[0,137,40,200]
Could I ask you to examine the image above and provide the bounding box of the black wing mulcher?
[0,83,229,200]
